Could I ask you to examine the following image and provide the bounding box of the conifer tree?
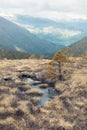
[52,50,67,80]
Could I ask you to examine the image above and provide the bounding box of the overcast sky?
[0,0,87,21]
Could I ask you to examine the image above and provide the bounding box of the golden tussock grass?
[38,83,48,88]
[26,89,43,95]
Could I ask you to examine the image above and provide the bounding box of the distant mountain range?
[0,15,87,57]
[69,37,87,56]
[0,16,63,56]
[6,15,87,46]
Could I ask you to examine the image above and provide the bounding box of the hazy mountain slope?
[0,16,60,56]
[69,37,87,56]
[0,48,30,59]
[8,15,87,46]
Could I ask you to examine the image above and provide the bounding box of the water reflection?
[30,85,58,106]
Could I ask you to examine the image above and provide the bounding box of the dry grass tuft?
[26,89,43,96]
[38,83,48,88]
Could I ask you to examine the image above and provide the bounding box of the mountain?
[0,48,30,59]
[6,15,87,46]
[69,37,87,56]
[0,16,62,56]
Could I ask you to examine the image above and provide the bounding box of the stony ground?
[0,57,87,130]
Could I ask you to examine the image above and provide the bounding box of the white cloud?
[35,11,87,21]
[26,25,82,39]
[0,0,87,21]
[58,29,82,39]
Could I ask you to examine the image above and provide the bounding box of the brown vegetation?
[0,57,87,130]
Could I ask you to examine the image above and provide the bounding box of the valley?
[8,15,87,46]
[0,0,87,130]
[0,13,87,130]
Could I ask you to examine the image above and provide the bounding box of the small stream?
[30,85,58,106]
[23,78,58,106]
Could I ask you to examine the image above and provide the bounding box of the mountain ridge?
[0,48,30,59]
[0,16,63,56]
[69,37,87,56]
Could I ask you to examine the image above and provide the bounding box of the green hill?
[0,16,60,56]
[69,37,87,56]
